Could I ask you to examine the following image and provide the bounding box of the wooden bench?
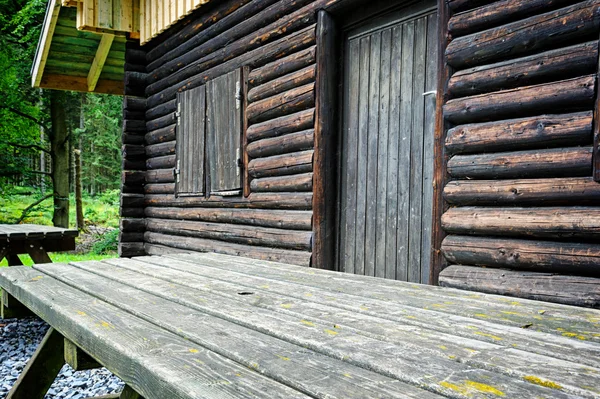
[1,252,599,398]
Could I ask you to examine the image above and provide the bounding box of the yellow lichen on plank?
[440,380,505,397]
[474,331,502,341]
[300,320,315,327]
[523,376,563,390]
[324,329,338,336]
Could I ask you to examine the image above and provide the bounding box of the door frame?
[312,0,449,285]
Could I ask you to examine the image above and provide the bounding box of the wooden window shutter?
[206,69,243,195]
[175,85,206,196]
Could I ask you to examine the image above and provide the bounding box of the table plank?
[133,255,600,368]
[62,258,599,398]
[168,252,600,341]
[36,262,437,399]
[0,224,78,240]
[0,267,310,399]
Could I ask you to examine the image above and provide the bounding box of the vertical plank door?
[338,2,438,283]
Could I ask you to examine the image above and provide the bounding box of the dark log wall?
[438,0,600,307]
[131,0,343,266]
[119,39,147,258]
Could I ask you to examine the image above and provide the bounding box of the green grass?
[0,251,117,267]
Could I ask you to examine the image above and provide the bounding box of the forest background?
[0,0,122,261]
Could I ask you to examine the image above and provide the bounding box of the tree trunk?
[50,90,70,228]
[74,149,84,231]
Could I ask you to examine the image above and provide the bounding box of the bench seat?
[1,252,600,398]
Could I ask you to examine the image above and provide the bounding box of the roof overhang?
[31,0,126,95]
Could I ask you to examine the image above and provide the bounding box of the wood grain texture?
[442,207,600,238]
[446,0,600,68]
[442,235,600,275]
[444,177,600,205]
[445,112,593,155]
[440,265,600,308]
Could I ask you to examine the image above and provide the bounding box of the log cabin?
[30,0,600,308]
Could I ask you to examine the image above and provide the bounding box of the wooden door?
[338,3,438,283]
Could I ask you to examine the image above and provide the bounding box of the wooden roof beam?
[87,33,115,92]
[31,0,60,88]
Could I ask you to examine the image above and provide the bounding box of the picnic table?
[0,252,599,399]
[0,224,78,265]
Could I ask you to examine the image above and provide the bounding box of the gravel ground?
[0,317,124,399]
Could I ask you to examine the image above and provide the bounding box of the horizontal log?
[449,0,577,37]
[147,155,176,169]
[122,170,145,186]
[146,218,312,250]
[145,192,313,210]
[123,120,146,133]
[144,232,312,266]
[146,113,176,133]
[121,193,145,208]
[439,265,600,308]
[446,1,600,68]
[248,46,316,88]
[123,109,145,120]
[442,235,600,274]
[122,133,145,145]
[442,207,600,238]
[147,25,316,110]
[145,99,176,122]
[248,150,313,178]
[444,75,596,124]
[118,242,145,258]
[120,208,145,218]
[145,206,312,230]
[119,232,145,242]
[144,243,191,256]
[122,159,146,170]
[146,169,174,184]
[123,96,145,111]
[146,0,251,63]
[444,177,600,205]
[144,183,175,194]
[251,172,313,192]
[146,0,317,95]
[147,0,304,83]
[247,83,315,124]
[447,0,496,12]
[445,111,593,154]
[145,124,176,145]
[120,218,146,233]
[248,65,316,103]
[146,141,176,158]
[121,185,145,194]
[247,108,315,142]
[247,129,314,158]
[125,48,146,65]
[448,42,598,98]
[122,144,145,159]
[448,147,592,179]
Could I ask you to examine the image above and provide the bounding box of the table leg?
[26,241,52,264]
[7,253,23,266]
[6,327,65,399]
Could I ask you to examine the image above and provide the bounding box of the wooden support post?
[120,385,144,399]
[88,33,115,92]
[2,291,34,319]
[26,241,52,264]
[312,10,337,270]
[6,327,65,399]
[64,338,102,371]
[7,253,23,266]
[593,34,600,182]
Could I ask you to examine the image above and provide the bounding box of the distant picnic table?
[0,224,78,266]
[1,252,599,399]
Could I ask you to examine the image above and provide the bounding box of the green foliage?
[98,188,120,206]
[0,190,119,228]
[91,228,119,255]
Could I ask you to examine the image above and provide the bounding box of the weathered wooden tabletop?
[0,224,78,240]
[1,252,599,398]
